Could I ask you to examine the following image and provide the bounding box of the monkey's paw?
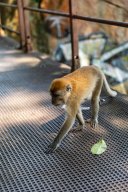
[85,118,98,128]
[99,98,106,106]
[45,143,59,154]
[70,125,84,133]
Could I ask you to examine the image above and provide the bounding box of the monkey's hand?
[45,115,76,154]
[45,139,60,154]
[45,143,57,154]
[85,118,98,128]
[45,142,59,154]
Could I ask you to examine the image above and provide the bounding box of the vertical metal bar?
[22,0,32,52]
[72,1,79,69]
[69,0,75,71]
[0,4,4,36]
[0,6,2,36]
[69,0,79,72]
[17,0,32,52]
[17,0,26,51]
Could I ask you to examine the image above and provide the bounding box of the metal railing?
[0,0,128,71]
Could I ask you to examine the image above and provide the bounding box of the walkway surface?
[0,37,128,192]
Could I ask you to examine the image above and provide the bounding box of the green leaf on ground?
[91,139,107,155]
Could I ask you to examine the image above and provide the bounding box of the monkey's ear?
[66,84,72,92]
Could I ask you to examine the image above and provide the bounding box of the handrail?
[73,14,128,28]
[24,6,128,28]
[0,24,20,35]
[24,6,69,17]
[0,2,17,8]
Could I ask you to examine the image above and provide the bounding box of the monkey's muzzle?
[52,100,61,106]
[52,99,64,107]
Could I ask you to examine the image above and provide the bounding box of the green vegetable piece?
[91,139,107,155]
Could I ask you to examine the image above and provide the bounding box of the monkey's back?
[63,66,102,100]
[65,66,101,79]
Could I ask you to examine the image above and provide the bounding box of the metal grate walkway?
[0,41,128,192]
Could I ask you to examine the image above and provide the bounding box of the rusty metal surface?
[0,42,128,191]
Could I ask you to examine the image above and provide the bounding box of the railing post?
[22,0,32,52]
[17,0,26,51]
[17,0,32,52]
[69,0,79,72]
[0,7,2,36]
[0,5,4,36]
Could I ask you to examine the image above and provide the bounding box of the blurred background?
[0,0,128,94]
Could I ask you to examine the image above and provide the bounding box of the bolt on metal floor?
[0,47,128,192]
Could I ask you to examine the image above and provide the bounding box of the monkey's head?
[49,78,72,106]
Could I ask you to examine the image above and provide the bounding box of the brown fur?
[46,66,117,154]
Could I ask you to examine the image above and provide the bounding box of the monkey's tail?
[102,74,117,97]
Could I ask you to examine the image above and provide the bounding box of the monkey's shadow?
[40,101,102,154]
[41,93,128,155]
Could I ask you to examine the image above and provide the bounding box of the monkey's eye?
[53,93,60,97]
[50,91,59,97]
[66,85,72,92]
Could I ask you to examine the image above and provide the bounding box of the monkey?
[45,66,117,154]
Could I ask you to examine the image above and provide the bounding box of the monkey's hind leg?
[86,79,103,128]
[70,108,85,133]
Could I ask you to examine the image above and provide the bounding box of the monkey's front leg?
[45,115,75,154]
[70,108,85,132]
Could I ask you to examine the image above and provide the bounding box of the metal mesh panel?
[0,60,128,192]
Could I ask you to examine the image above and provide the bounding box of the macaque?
[46,66,117,153]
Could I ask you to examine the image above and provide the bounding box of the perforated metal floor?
[0,53,128,192]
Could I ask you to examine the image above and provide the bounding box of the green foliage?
[91,139,107,155]
[32,0,40,3]
[30,12,50,53]
[122,55,128,62]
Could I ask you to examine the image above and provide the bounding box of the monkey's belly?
[87,92,92,100]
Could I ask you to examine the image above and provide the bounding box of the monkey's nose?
[52,100,54,105]
[52,100,56,106]
[52,101,60,106]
